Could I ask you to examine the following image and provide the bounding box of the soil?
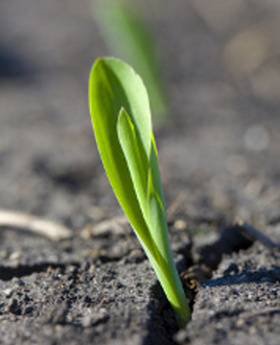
[0,0,279,344]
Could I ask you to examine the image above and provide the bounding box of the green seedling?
[94,0,167,120]
[88,57,190,325]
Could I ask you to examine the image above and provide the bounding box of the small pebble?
[9,251,21,261]
[3,288,13,297]
[174,219,187,231]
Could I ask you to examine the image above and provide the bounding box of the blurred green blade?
[95,0,167,118]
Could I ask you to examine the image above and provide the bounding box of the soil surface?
[0,1,279,344]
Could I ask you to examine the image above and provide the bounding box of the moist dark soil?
[0,1,279,344]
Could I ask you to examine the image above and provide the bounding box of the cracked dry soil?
[0,0,280,344]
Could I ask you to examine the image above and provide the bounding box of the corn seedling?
[88,57,190,325]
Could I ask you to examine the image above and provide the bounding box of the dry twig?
[0,209,72,241]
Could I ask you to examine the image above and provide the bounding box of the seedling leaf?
[89,57,190,325]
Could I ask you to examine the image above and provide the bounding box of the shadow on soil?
[205,267,280,287]
[142,281,180,345]
[0,44,36,81]
[196,224,255,270]
[0,262,78,281]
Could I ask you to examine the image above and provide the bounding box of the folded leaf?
[117,107,149,222]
